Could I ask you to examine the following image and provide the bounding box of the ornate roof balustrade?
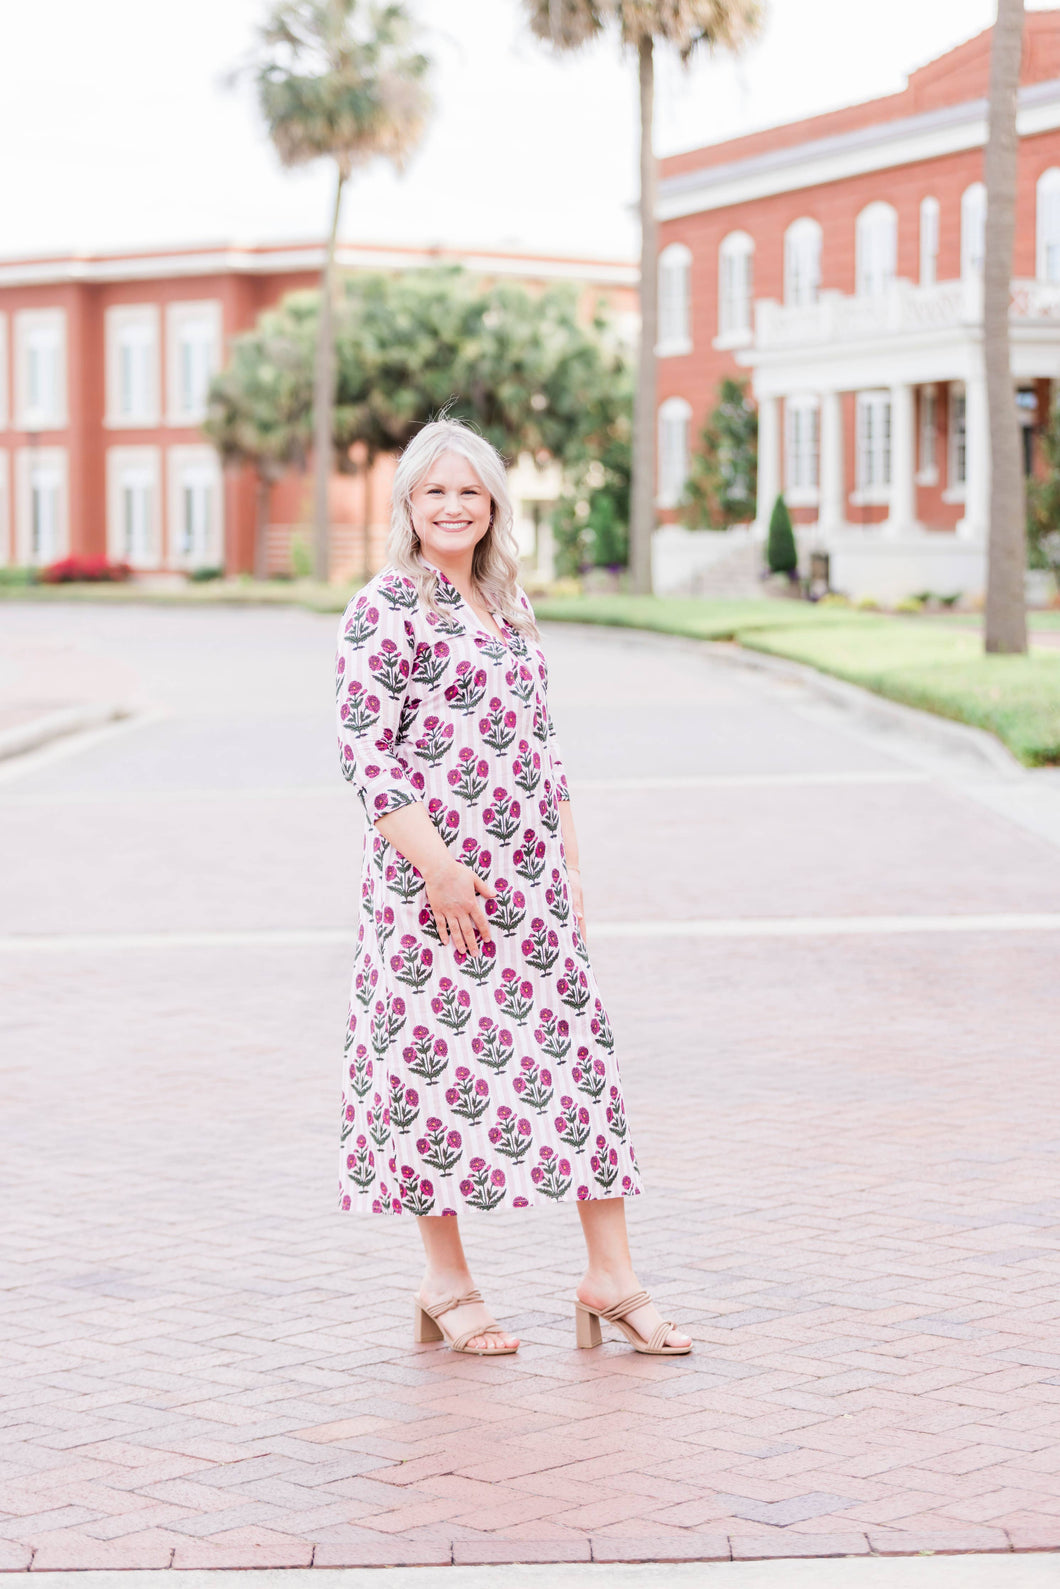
[751,277,1060,353]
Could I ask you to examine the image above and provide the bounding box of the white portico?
[739,276,1060,601]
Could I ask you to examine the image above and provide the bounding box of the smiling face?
[409,449,493,572]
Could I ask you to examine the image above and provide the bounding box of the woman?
[336,417,691,1359]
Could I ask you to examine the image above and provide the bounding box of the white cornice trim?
[659,77,1060,220]
[0,242,638,291]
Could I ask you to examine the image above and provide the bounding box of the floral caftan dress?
[335,558,643,1216]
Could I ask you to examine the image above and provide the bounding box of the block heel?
[574,1301,603,1349]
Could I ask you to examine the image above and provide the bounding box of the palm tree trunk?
[629,33,657,597]
[312,163,346,584]
[363,450,375,585]
[984,0,1027,654]
[254,474,271,581]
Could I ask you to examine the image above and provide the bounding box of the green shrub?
[767,494,798,575]
[0,567,36,586]
[188,565,224,583]
[290,533,313,580]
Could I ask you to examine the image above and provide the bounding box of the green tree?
[681,375,757,529]
[333,268,629,461]
[767,493,797,577]
[239,0,431,582]
[983,0,1028,652]
[1026,396,1060,575]
[206,267,633,574]
[203,298,316,576]
[522,0,762,596]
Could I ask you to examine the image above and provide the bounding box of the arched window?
[658,396,692,507]
[961,183,986,277]
[1037,169,1060,281]
[919,197,940,286]
[658,242,692,353]
[717,231,754,340]
[855,202,898,297]
[784,218,822,307]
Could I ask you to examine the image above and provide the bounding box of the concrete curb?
[0,703,129,762]
[6,1555,1060,1586]
[538,619,1025,778]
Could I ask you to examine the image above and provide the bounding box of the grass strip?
[737,619,1060,766]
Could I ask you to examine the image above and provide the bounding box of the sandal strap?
[647,1320,677,1352]
[423,1287,483,1321]
[600,1288,652,1323]
[449,1323,507,1353]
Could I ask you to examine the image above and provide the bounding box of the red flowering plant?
[39,555,132,584]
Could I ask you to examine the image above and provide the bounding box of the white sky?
[2,0,1057,263]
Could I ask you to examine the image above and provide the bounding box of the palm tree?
[523,0,761,596]
[242,0,431,581]
[983,0,1028,653]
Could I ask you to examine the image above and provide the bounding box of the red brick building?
[0,241,636,579]
[656,14,1060,599]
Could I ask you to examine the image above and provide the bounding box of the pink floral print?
[335,561,642,1215]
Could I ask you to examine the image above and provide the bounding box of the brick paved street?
[2,603,1060,1570]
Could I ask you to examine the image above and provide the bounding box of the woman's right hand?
[423,858,497,958]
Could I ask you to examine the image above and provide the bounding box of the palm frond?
[616,0,762,56]
[521,0,608,50]
[247,0,432,174]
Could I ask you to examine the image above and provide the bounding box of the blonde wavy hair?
[385,418,541,643]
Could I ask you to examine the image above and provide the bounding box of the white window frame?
[784,395,820,506]
[0,451,10,565]
[107,446,162,568]
[1037,168,1060,282]
[944,382,967,501]
[15,446,69,565]
[15,309,67,430]
[961,183,986,279]
[855,202,898,299]
[166,300,222,426]
[716,231,754,347]
[784,218,822,308]
[657,396,692,508]
[0,315,8,430]
[853,390,892,504]
[919,196,940,286]
[917,384,938,485]
[167,445,224,570]
[657,242,692,356]
[105,305,160,428]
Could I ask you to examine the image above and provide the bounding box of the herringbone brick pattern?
[1,605,1060,1569]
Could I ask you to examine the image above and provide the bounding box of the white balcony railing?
[753,277,1060,352]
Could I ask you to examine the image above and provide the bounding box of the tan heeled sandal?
[574,1288,692,1356]
[413,1287,518,1356]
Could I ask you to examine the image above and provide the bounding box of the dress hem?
[337,1183,644,1216]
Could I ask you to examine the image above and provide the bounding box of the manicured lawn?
[531,593,854,640]
[534,593,1060,766]
[0,577,356,614]
[739,619,1060,766]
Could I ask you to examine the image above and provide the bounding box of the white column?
[817,390,845,538]
[960,370,989,541]
[886,382,916,538]
[754,394,780,539]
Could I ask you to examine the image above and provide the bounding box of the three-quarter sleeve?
[515,583,571,803]
[546,706,571,803]
[336,587,424,824]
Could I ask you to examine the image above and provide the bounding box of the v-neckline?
[422,560,509,645]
